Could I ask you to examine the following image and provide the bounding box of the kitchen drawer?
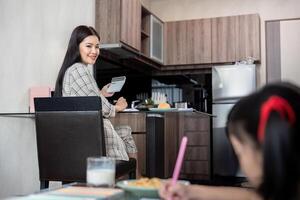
[185,131,209,146]
[185,146,209,161]
[181,161,209,174]
[184,116,210,131]
[180,174,210,180]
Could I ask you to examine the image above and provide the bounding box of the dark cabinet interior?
[95,57,212,113]
[141,6,151,57]
[95,58,152,105]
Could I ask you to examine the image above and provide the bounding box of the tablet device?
[107,76,126,93]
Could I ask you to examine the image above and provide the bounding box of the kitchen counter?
[0,112,35,118]
[121,108,213,115]
[110,110,212,180]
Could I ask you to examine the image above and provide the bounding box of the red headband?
[257,95,296,143]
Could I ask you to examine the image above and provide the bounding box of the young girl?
[54,25,139,173]
[160,82,300,200]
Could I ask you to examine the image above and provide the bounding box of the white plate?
[116,179,190,199]
[148,108,178,112]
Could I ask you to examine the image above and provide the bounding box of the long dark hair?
[54,25,100,96]
[227,82,300,200]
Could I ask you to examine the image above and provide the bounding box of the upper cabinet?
[95,2,260,69]
[140,7,164,63]
[235,14,260,62]
[141,7,151,56]
[186,19,212,65]
[95,0,164,66]
[95,0,141,51]
[212,14,260,63]
[165,21,187,65]
[211,16,237,63]
[150,15,164,63]
[165,14,260,66]
[165,19,212,65]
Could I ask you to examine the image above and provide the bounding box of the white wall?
[280,20,300,86]
[149,0,300,86]
[0,0,95,198]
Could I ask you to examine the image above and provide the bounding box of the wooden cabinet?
[109,112,146,175]
[212,14,260,63]
[164,14,260,66]
[186,19,212,65]
[141,7,151,56]
[96,2,260,67]
[164,112,180,177]
[165,19,212,65]
[211,16,237,63]
[110,111,211,180]
[165,21,188,65]
[95,1,164,66]
[95,0,141,51]
[109,112,146,132]
[235,14,260,61]
[178,112,211,180]
[150,15,164,63]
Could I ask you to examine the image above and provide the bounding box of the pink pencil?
[168,136,188,200]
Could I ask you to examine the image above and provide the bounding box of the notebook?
[15,186,124,200]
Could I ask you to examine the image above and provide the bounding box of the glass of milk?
[87,157,115,187]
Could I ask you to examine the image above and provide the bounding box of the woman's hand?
[159,181,190,200]
[100,83,114,97]
[115,97,128,112]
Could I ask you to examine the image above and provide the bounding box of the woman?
[54,25,139,169]
[160,82,300,200]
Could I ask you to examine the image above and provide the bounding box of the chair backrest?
[34,96,106,182]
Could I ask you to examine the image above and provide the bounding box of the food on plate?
[158,102,170,109]
[128,177,162,188]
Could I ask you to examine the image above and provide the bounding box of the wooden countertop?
[120,109,214,117]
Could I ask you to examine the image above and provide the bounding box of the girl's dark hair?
[227,82,300,200]
[54,25,100,96]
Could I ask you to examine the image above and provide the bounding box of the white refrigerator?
[212,64,256,177]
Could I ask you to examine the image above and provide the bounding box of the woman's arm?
[159,182,262,200]
[188,185,261,200]
[68,65,115,118]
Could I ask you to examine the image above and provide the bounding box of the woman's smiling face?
[79,35,100,65]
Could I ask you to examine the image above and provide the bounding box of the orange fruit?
[158,102,170,109]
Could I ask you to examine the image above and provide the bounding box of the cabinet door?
[178,112,211,180]
[132,133,146,175]
[165,19,211,65]
[235,14,260,61]
[121,0,141,51]
[165,21,187,65]
[186,18,212,64]
[150,15,164,63]
[211,16,237,63]
[95,0,121,44]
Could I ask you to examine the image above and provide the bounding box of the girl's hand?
[159,181,189,200]
[100,83,114,97]
[115,97,128,112]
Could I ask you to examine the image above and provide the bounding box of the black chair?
[34,96,136,189]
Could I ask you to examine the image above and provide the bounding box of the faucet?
[131,100,140,109]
